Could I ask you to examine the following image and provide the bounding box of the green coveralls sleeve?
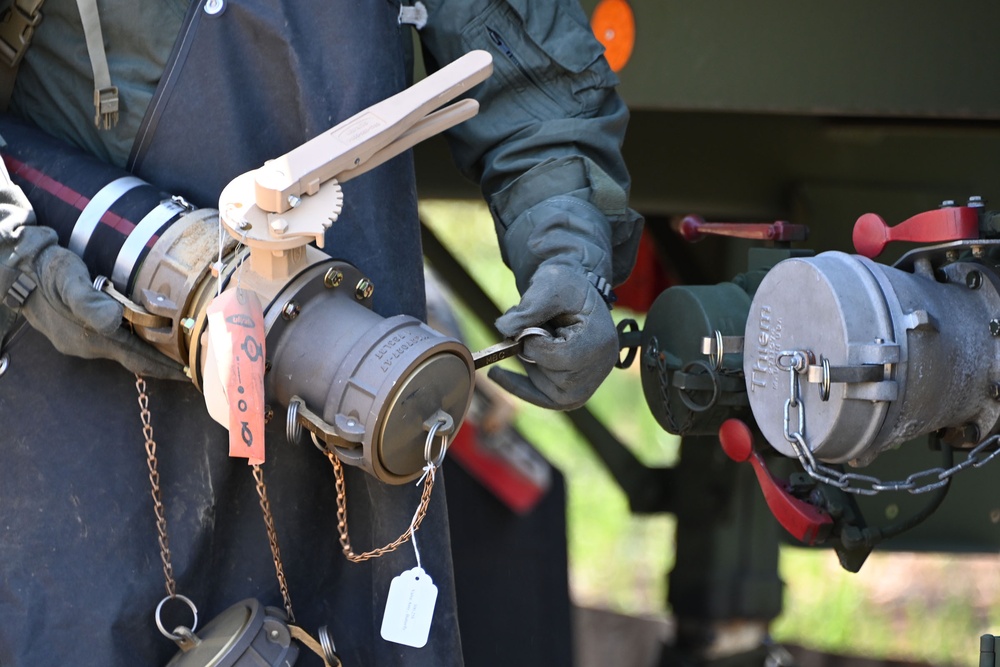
[418,0,644,410]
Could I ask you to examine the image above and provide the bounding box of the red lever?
[719,419,832,545]
[852,206,979,259]
[678,215,808,243]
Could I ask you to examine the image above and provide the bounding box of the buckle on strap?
[2,273,36,310]
[0,0,44,69]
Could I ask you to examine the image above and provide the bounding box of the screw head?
[324,268,344,288]
[355,278,374,301]
[282,301,301,320]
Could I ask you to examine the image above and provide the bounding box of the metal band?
[69,175,144,256]
[111,199,184,291]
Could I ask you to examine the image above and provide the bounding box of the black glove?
[487,195,619,410]
[0,164,186,380]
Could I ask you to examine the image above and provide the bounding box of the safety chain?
[327,419,448,563]
[778,351,1000,496]
[329,453,436,562]
[136,375,302,635]
[252,464,295,622]
[136,375,177,598]
[644,336,694,435]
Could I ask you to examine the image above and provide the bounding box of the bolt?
[991,382,1000,402]
[969,195,985,208]
[940,199,956,208]
[271,218,288,235]
[324,268,344,288]
[282,301,300,320]
[355,278,374,301]
[967,270,983,290]
[180,317,196,333]
[991,319,1000,337]
[287,195,302,208]
[269,629,280,640]
[264,405,274,424]
[264,360,272,374]
[946,250,959,262]
[973,245,986,259]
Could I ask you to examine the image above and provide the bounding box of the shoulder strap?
[0,0,45,112]
[75,0,118,128]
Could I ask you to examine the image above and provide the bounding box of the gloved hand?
[487,195,620,410]
[0,167,187,380]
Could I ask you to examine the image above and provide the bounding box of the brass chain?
[136,375,177,598]
[328,452,435,562]
[136,375,297,624]
[251,464,296,622]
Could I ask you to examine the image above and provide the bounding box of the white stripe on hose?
[69,176,146,256]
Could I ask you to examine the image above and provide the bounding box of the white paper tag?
[380,567,438,648]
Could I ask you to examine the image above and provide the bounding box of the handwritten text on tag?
[206,288,266,465]
[380,567,438,648]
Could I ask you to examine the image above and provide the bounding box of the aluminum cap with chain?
[743,243,1000,480]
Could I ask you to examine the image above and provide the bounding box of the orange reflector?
[591,0,635,72]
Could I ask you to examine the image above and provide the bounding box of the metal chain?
[328,452,436,563]
[136,375,177,598]
[137,375,298,626]
[644,336,694,435]
[252,464,295,622]
[778,351,1000,495]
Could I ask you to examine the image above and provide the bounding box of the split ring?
[155,593,199,641]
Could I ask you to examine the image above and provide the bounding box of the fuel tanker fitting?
[0,49,495,483]
[744,247,1000,465]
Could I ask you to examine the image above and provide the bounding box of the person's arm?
[419,0,643,409]
[0,159,185,379]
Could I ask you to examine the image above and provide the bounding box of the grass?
[420,199,999,667]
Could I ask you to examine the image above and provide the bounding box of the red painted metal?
[719,419,833,545]
[678,214,808,243]
[852,206,980,258]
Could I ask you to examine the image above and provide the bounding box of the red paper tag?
[206,288,267,465]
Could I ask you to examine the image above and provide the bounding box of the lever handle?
[678,215,808,243]
[852,206,979,258]
[719,418,832,545]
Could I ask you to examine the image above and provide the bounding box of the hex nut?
[324,268,344,288]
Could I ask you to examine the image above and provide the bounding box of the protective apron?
[0,1,462,665]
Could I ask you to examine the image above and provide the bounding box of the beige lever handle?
[254,49,493,214]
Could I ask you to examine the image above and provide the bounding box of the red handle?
[679,215,808,243]
[719,419,832,545]
[852,207,979,259]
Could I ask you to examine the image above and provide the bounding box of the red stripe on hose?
[3,154,138,235]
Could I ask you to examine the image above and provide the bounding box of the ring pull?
[422,410,454,467]
[286,397,303,445]
[155,594,200,646]
[319,626,342,666]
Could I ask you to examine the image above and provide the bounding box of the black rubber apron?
[0,1,461,665]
